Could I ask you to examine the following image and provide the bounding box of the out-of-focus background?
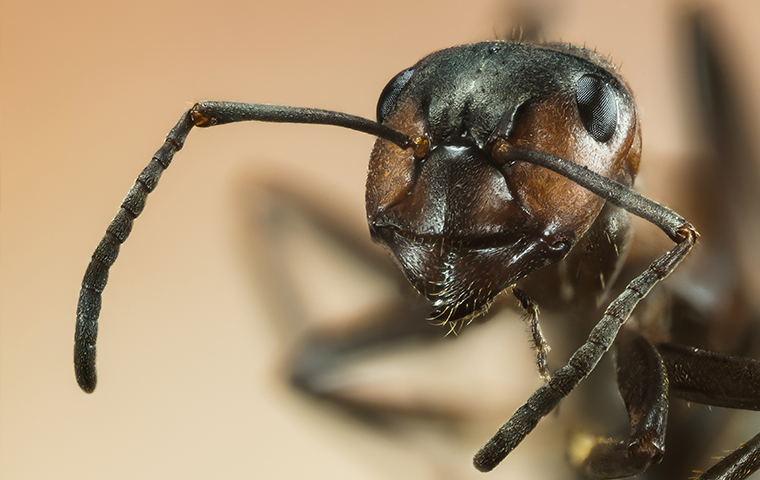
[2,0,759,479]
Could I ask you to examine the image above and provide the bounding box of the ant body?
[73,10,759,480]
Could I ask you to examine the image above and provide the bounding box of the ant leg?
[244,183,440,400]
[240,177,526,418]
[661,15,760,480]
[658,344,760,480]
[659,344,760,411]
[512,287,551,381]
[577,329,668,478]
[473,224,696,472]
[696,431,760,480]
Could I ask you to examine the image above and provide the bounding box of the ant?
[73,10,760,480]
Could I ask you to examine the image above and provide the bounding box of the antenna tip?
[74,344,97,393]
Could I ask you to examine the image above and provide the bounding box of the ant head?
[366,41,641,326]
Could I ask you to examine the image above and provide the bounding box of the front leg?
[577,328,668,478]
[659,344,760,480]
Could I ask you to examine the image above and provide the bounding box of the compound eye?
[575,74,617,142]
[376,66,415,123]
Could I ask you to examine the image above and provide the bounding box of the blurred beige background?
[2,0,759,479]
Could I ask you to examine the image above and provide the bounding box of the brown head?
[366,41,641,327]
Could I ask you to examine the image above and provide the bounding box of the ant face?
[367,42,641,325]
